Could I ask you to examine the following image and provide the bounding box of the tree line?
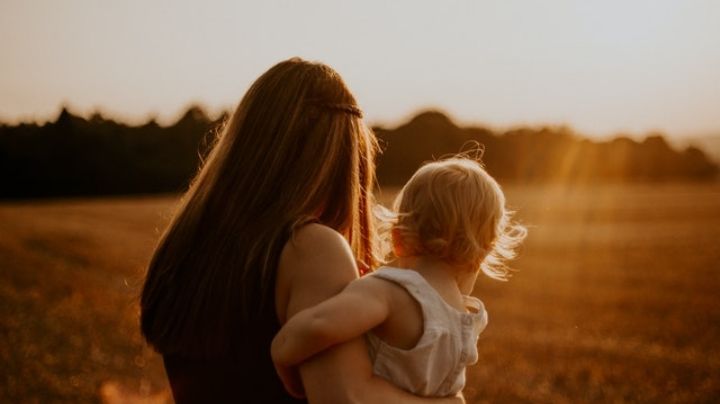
[0,107,716,199]
[375,111,717,185]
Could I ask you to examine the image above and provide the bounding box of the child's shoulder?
[354,267,420,302]
[352,268,396,291]
[365,266,424,289]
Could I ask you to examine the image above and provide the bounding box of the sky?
[1,0,719,138]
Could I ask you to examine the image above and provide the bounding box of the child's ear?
[391,228,407,257]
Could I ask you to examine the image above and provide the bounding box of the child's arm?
[271,275,390,367]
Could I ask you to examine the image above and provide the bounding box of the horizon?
[1,0,719,138]
[6,104,720,143]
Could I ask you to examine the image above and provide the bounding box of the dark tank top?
[162,229,306,404]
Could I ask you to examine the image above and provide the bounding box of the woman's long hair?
[140,58,378,357]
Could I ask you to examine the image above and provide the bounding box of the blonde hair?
[141,58,378,356]
[381,157,526,280]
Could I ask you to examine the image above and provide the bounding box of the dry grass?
[0,196,176,403]
[1,183,719,403]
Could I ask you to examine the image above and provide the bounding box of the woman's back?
[158,222,304,403]
[162,294,304,403]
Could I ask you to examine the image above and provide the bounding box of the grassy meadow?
[1,183,719,403]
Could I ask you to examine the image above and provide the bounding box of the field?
[1,183,719,403]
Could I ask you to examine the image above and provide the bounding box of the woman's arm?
[275,224,464,404]
[272,276,390,367]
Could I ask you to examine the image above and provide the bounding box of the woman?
[140,58,463,403]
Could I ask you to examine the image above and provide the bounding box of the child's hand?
[273,362,305,399]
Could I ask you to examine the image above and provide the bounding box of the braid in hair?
[322,103,363,118]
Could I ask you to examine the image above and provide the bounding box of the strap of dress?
[368,267,447,312]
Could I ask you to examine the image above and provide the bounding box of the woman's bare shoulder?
[277,223,360,319]
[281,224,357,275]
[283,223,352,259]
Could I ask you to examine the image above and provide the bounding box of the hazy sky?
[1,0,719,138]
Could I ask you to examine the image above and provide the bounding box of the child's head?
[385,157,526,280]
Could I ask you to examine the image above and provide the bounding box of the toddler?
[271,157,527,398]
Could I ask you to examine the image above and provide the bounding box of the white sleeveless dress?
[366,267,489,397]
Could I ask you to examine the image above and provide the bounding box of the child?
[271,157,527,398]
